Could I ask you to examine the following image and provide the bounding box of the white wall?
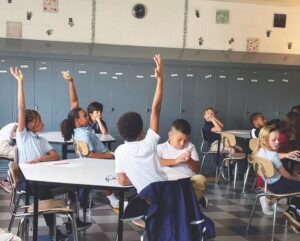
[1,0,300,54]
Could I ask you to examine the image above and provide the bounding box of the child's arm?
[10,67,25,132]
[117,173,132,186]
[96,114,108,134]
[209,116,223,132]
[150,54,164,133]
[88,151,114,159]
[278,166,300,181]
[186,159,200,173]
[278,150,300,160]
[160,154,188,167]
[62,71,79,109]
[27,149,60,164]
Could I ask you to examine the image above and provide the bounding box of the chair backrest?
[251,156,275,180]
[8,161,22,188]
[13,146,18,163]
[200,128,211,153]
[74,141,89,158]
[249,138,259,152]
[220,132,236,147]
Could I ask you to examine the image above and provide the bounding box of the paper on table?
[43,161,83,167]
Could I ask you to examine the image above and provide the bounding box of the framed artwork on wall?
[273,14,286,28]
[6,21,22,39]
[246,38,259,52]
[216,10,229,24]
[43,0,58,13]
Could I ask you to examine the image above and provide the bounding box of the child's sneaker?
[272,204,285,213]
[259,196,273,215]
[283,207,300,233]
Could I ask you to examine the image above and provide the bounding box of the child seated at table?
[202,107,242,153]
[10,66,69,241]
[115,54,168,193]
[157,118,208,207]
[0,122,17,193]
[87,101,108,134]
[249,112,266,138]
[253,126,300,232]
[60,71,119,209]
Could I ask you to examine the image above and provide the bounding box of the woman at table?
[60,71,120,209]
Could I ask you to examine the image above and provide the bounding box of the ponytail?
[60,107,82,141]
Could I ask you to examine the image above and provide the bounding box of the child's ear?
[168,131,172,139]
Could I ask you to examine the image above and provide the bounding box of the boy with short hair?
[115,54,168,193]
[249,112,266,138]
[157,118,207,204]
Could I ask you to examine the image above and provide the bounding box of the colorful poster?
[246,38,260,52]
[6,21,22,39]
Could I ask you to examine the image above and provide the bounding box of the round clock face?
[132,4,147,19]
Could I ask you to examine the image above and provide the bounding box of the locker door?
[73,62,92,110]
[181,67,198,144]
[227,69,247,129]
[110,64,129,137]
[53,61,73,130]
[0,58,13,126]
[214,68,229,127]
[15,59,35,110]
[93,62,112,131]
[277,71,292,119]
[290,71,300,108]
[35,60,53,131]
[196,68,215,148]
[128,64,147,123]
[245,70,261,129]
[258,71,279,121]
[160,66,181,140]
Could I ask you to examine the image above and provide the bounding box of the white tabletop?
[19,158,129,189]
[39,131,116,144]
[222,130,251,139]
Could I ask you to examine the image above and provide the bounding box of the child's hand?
[153,54,163,79]
[10,67,24,82]
[27,159,40,164]
[62,71,73,81]
[287,150,300,159]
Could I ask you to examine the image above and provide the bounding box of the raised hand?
[10,67,24,82]
[62,71,73,81]
[153,54,164,80]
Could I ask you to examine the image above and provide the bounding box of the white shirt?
[16,128,53,164]
[115,129,167,193]
[0,123,17,142]
[157,141,199,179]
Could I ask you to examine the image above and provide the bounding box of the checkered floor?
[0,178,299,241]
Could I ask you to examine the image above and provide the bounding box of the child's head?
[60,107,89,140]
[250,112,266,128]
[117,112,143,142]
[203,107,216,121]
[87,102,104,123]
[258,126,280,152]
[168,119,191,149]
[291,104,300,114]
[25,110,44,132]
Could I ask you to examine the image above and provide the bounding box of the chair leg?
[8,194,22,232]
[233,162,238,190]
[69,213,79,241]
[247,193,264,231]
[200,154,207,173]
[271,201,278,241]
[242,164,251,194]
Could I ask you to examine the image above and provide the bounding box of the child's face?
[168,129,189,150]
[264,131,280,151]
[28,116,44,133]
[77,109,89,127]
[254,116,266,128]
[90,110,102,122]
[203,109,215,121]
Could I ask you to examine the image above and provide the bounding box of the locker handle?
[181,109,186,114]
[146,108,150,113]
[111,107,115,112]
[34,105,38,111]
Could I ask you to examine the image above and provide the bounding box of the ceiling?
[206,0,300,6]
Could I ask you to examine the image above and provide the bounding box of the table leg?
[32,182,39,241]
[215,140,221,179]
[116,191,124,241]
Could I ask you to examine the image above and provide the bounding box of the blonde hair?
[253,126,278,155]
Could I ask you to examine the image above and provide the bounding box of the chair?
[199,128,219,176]
[241,138,259,194]
[7,161,79,241]
[216,132,246,189]
[73,140,89,158]
[246,156,300,240]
